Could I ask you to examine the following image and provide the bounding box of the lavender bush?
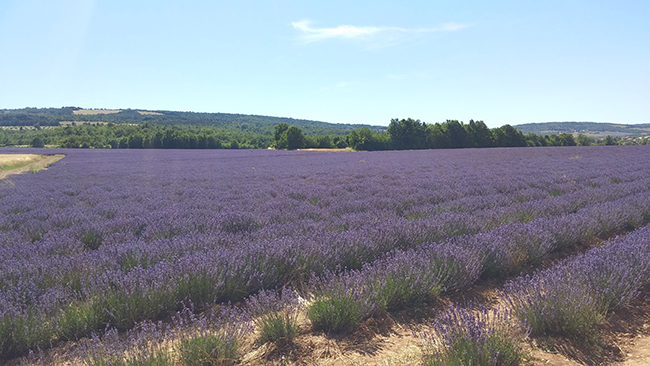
[2,146,650,358]
[77,321,173,366]
[69,302,253,366]
[422,304,528,366]
[503,226,650,339]
[308,269,379,333]
[245,287,304,343]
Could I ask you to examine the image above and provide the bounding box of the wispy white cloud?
[291,20,469,45]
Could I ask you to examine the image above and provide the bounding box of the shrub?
[173,303,253,366]
[372,243,481,311]
[503,271,604,339]
[422,304,528,366]
[308,270,378,334]
[77,322,173,366]
[178,334,238,366]
[308,295,363,334]
[503,226,650,340]
[246,287,304,344]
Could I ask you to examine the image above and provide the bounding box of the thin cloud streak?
[292,20,470,44]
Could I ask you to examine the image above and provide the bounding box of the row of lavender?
[422,221,650,365]
[22,223,650,365]
[504,223,650,338]
[3,147,648,305]
[306,188,650,332]
[2,146,650,359]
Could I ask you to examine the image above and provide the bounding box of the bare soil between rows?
[237,286,650,366]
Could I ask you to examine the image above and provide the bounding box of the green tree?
[273,123,289,149]
[493,125,527,147]
[427,123,450,149]
[127,134,144,148]
[466,120,494,148]
[557,133,576,146]
[286,126,305,150]
[444,120,470,148]
[31,136,44,148]
[348,127,391,151]
[387,118,427,149]
[604,135,617,145]
[576,133,592,146]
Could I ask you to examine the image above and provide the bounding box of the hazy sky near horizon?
[1,0,648,128]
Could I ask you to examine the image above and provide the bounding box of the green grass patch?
[178,334,238,366]
[308,296,363,334]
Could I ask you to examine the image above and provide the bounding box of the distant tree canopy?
[271,124,339,150]
[348,127,391,151]
[0,107,365,136]
[286,126,306,150]
[273,123,289,149]
[0,107,634,150]
[0,124,265,149]
[0,121,351,150]
[349,118,527,151]
[347,118,623,151]
[0,107,355,150]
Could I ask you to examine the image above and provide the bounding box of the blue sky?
[1,0,648,128]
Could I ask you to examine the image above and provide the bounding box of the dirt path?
[0,154,65,179]
[617,336,650,365]
[240,285,650,366]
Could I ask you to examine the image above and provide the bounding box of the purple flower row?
[503,225,650,338]
[306,188,650,332]
[2,146,650,358]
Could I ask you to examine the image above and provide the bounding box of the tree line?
[346,118,629,151]
[0,117,636,151]
[0,107,362,136]
[0,123,269,149]
[0,122,349,150]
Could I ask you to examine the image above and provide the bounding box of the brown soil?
[236,287,650,366]
[0,154,65,179]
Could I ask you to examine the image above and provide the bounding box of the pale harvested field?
[59,121,110,127]
[72,109,121,115]
[137,110,164,115]
[0,154,65,179]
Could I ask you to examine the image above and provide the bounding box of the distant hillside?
[514,121,650,137]
[0,107,384,136]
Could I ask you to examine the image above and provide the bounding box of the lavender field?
[2,146,650,364]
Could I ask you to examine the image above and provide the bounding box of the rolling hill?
[0,107,384,136]
[514,121,650,137]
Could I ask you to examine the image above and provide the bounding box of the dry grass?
[59,121,110,127]
[138,111,164,115]
[0,154,41,167]
[0,154,65,179]
[72,109,121,115]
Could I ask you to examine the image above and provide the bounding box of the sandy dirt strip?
[0,154,65,179]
